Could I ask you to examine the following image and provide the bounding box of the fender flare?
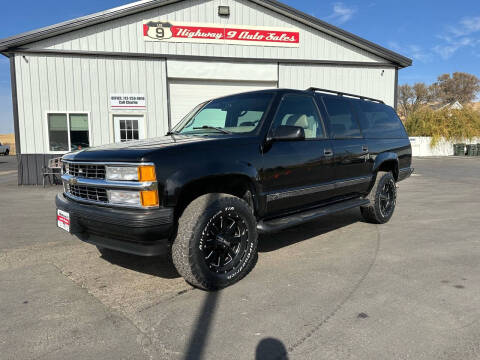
[372,152,399,180]
[164,160,260,208]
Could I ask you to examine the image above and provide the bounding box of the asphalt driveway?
[1,156,479,360]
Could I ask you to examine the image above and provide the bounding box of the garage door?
[169,79,278,127]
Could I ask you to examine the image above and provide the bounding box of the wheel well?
[377,160,399,180]
[175,175,257,220]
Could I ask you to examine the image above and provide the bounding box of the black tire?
[361,171,397,224]
[172,193,258,290]
[5,149,9,156]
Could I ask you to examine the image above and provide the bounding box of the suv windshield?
[173,92,274,135]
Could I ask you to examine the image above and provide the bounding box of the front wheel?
[361,171,397,224]
[172,193,258,290]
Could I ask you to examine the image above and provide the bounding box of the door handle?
[324,149,333,156]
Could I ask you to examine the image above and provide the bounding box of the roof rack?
[307,87,384,104]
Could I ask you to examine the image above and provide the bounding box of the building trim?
[394,67,399,111]
[165,61,172,132]
[0,0,412,68]
[9,55,21,156]
[15,48,397,68]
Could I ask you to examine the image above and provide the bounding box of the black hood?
[62,134,254,162]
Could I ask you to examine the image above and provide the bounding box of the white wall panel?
[167,59,277,81]
[29,0,386,63]
[15,54,168,154]
[279,63,396,107]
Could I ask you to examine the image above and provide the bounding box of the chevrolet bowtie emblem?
[69,177,78,185]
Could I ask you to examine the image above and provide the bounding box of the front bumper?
[398,167,414,182]
[56,193,174,256]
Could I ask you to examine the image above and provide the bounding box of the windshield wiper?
[193,126,232,134]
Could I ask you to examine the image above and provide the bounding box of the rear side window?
[355,101,407,138]
[322,96,362,138]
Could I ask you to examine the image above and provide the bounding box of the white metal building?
[0,0,411,185]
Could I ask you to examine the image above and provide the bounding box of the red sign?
[143,21,300,47]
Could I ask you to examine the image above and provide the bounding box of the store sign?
[110,94,146,110]
[143,21,300,47]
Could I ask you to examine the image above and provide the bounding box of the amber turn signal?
[138,165,156,182]
[140,190,159,207]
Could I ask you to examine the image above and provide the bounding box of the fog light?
[140,190,159,207]
[107,190,141,206]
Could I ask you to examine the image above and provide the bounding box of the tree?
[397,82,433,119]
[404,107,480,146]
[434,72,480,105]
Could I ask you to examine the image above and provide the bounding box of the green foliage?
[404,107,480,146]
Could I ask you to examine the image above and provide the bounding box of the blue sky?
[0,0,479,133]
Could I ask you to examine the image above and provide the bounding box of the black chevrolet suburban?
[56,88,412,290]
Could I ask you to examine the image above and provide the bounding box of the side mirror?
[270,125,305,142]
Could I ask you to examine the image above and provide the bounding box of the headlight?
[106,165,156,182]
[106,166,139,181]
[107,189,159,207]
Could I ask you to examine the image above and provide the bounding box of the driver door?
[261,94,335,216]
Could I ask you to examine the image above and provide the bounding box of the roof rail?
[307,87,384,104]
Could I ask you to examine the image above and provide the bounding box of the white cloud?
[388,41,432,63]
[434,16,480,59]
[324,3,357,24]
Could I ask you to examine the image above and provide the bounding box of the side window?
[271,95,325,139]
[355,101,408,138]
[322,96,362,139]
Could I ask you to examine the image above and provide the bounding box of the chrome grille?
[68,185,108,203]
[67,163,106,179]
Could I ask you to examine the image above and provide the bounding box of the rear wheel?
[4,149,9,156]
[361,171,397,224]
[172,193,258,290]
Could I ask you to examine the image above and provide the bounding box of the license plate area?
[57,209,70,232]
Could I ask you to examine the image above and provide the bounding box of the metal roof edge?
[0,0,412,68]
[254,0,412,68]
[0,0,178,51]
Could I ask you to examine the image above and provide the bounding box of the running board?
[257,198,370,234]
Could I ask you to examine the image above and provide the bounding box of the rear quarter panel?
[366,138,412,172]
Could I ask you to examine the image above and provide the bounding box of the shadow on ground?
[99,250,180,279]
[258,208,362,253]
[98,208,363,281]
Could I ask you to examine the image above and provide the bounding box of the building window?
[48,113,90,152]
[119,119,139,141]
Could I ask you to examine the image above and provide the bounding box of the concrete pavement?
[1,156,479,359]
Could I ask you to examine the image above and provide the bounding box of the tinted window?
[271,95,325,139]
[322,96,362,138]
[175,93,273,135]
[355,101,408,138]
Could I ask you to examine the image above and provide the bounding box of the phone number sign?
[110,94,146,110]
[143,21,300,47]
